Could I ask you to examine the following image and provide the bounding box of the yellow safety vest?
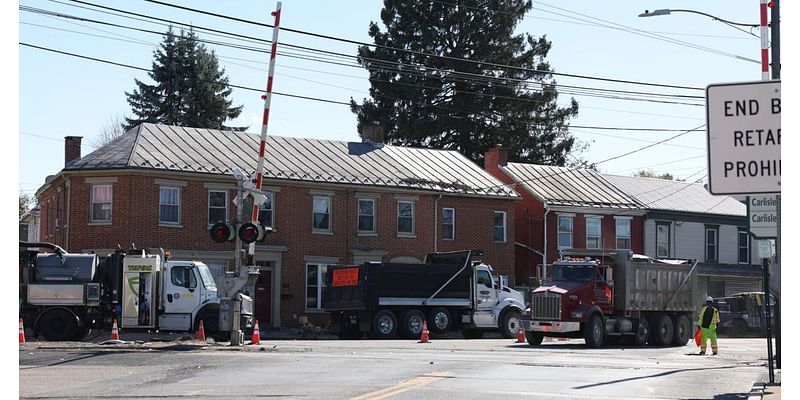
[697,305,720,329]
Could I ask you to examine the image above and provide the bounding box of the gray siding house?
[603,174,763,302]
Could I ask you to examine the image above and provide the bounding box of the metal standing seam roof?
[602,174,745,216]
[502,163,640,209]
[65,123,518,199]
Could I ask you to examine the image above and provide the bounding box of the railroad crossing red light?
[238,222,265,244]
[209,222,235,243]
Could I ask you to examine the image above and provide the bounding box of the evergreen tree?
[351,0,580,166]
[125,28,243,131]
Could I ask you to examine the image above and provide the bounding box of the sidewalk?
[749,370,781,400]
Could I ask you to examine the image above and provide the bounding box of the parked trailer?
[19,241,253,341]
[522,250,697,348]
[325,250,526,339]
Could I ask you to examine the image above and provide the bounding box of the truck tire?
[650,314,674,346]
[462,329,484,339]
[631,317,649,346]
[526,331,544,346]
[428,307,452,334]
[196,310,220,337]
[39,309,79,341]
[499,309,522,339]
[672,315,691,346]
[584,314,604,348]
[399,309,426,339]
[371,310,397,339]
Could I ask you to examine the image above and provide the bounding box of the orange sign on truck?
[332,267,359,287]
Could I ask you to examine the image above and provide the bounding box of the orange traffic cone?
[197,320,206,342]
[110,319,120,340]
[19,319,25,345]
[418,320,429,343]
[516,326,526,343]
[250,320,261,345]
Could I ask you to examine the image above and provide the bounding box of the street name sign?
[706,80,781,195]
[747,195,778,238]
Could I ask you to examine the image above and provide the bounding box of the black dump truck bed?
[326,257,473,312]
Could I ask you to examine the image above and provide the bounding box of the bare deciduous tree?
[91,115,129,148]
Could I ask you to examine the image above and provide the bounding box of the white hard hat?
[706,296,714,302]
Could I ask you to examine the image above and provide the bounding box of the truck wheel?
[428,307,452,334]
[371,310,397,339]
[631,317,649,346]
[584,314,604,348]
[39,309,78,341]
[461,329,484,339]
[650,314,674,346]
[672,315,691,346]
[499,309,522,339]
[526,331,544,346]
[399,309,426,339]
[196,311,220,337]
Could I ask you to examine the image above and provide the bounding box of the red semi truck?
[522,250,698,348]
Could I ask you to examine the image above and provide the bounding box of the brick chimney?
[359,121,385,145]
[485,144,509,171]
[64,136,82,166]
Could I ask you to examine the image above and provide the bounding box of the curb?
[747,382,766,400]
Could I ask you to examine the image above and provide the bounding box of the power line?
[135,0,706,91]
[21,5,706,107]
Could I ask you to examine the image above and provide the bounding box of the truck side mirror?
[605,268,614,286]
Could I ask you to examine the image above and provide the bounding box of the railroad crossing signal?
[209,221,271,244]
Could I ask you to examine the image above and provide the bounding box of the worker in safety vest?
[697,296,721,355]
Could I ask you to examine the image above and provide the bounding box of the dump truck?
[325,250,526,339]
[19,241,254,341]
[522,250,697,348]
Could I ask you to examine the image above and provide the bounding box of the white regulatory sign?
[706,80,781,195]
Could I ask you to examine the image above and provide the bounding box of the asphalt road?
[19,338,771,399]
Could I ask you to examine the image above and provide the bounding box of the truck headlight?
[570,311,583,319]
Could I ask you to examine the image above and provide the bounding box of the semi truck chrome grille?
[531,292,561,320]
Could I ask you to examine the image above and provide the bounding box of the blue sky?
[16,0,783,196]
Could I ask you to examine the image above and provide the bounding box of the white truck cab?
[121,252,219,332]
[466,263,526,338]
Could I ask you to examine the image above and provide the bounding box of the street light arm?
[640,9,758,27]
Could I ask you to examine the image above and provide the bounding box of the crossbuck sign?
[706,80,781,195]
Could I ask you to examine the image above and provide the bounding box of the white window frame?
[557,215,573,249]
[159,186,181,225]
[90,184,113,223]
[738,229,750,264]
[586,217,602,249]
[357,198,376,234]
[208,190,228,225]
[312,195,331,233]
[656,222,670,258]
[442,208,455,240]
[493,211,507,243]
[706,227,719,262]
[259,192,275,229]
[397,200,415,237]
[615,217,632,250]
[305,263,329,311]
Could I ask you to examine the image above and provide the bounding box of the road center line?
[350,371,453,400]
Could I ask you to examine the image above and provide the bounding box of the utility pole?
[769,0,780,371]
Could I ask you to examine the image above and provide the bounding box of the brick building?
[36,124,518,329]
[484,145,645,286]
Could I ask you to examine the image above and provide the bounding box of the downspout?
[434,194,442,252]
[542,205,550,280]
[64,178,71,251]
